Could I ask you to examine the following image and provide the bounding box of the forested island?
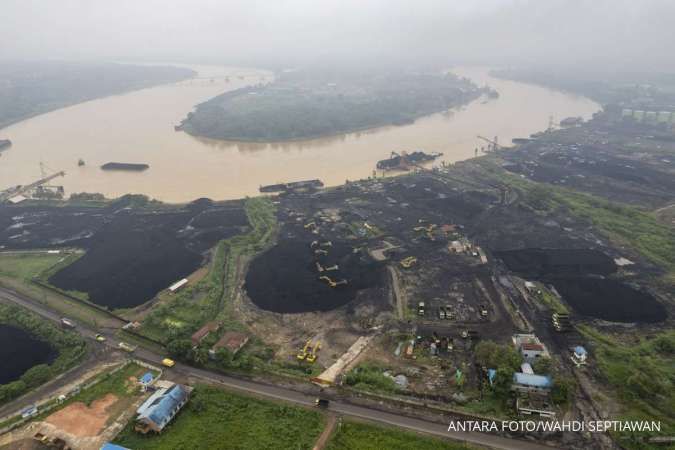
[0,61,195,128]
[179,69,485,141]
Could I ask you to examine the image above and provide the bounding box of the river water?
[0,66,599,203]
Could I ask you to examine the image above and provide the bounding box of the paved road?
[0,286,556,450]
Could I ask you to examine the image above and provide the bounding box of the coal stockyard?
[495,248,617,277]
[551,277,666,323]
[0,197,249,309]
[245,239,385,313]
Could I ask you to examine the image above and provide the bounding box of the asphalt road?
[0,286,556,450]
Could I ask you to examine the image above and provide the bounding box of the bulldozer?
[400,256,417,268]
[297,340,312,360]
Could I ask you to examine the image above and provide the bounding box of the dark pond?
[0,324,57,384]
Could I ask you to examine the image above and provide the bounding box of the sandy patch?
[45,394,118,437]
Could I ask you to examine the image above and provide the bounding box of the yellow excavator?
[304,222,316,229]
[297,339,312,360]
[306,341,322,363]
[400,256,417,268]
[319,276,348,288]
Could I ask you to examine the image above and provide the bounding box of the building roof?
[521,343,545,352]
[139,372,154,385]
[101,444,131,450]
[521,363,534,374]
[191,322,219,345]
[212,331,249,354]
[574,346,587,356]
[137,384,188,431]
[513,372,553,389]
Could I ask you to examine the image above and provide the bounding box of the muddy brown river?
[0,66,599,203]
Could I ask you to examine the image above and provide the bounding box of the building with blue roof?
[572,345,588,366]
[135,383,190,433]
[101,444,131,450]
[513,372,552,393]
[139,372,154,386]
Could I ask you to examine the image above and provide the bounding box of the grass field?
[0,253,63,281]
[113,384,324,450]
[577,326,674,448]
[326,421,474,450]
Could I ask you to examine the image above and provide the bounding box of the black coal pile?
[551,277,666,323]
[245,239,384,313]
[0,200,249,309]
[495,248,617,277]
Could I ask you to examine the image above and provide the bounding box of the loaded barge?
[376,151,442,171]
[260,179,324,193]
[0,139,12,151]
[100,162,150,171]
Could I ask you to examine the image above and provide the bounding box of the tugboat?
[78,158,85,167]
[0,139,11,150]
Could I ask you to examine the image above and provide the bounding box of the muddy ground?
[0,197,249,309]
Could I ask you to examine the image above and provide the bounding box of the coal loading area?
[0,324,57,384]
[245,239,385,313]
[0,198,249,309]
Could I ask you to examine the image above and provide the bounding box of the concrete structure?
[521,363,534,375]
[312,335,373,385]
[135,384,190,434]
[209,331,249,358]
[516,393,556,418]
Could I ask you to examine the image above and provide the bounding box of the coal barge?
[376,151,442,171]
[100,162,150,171]
[0,139,12,150]
[260,179,324,193]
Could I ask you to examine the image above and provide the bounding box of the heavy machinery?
[306,341,321,363]
[324,264,339,271]
[479,304,488,317]
[418,301,425,316]
[297,340,312,360]
[319,276,348,288]
[315,249,328,256]
[304,222,316,229]
[0,165,66,203]
[400,256,417,268]
[315,262,325,272]
[477,135,500,153]
[315,398,330,408]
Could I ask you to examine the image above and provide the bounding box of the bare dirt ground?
[45,393,118,437]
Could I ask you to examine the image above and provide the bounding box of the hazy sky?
[2,0,674,72]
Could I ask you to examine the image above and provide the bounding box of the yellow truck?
[162,358,176,368]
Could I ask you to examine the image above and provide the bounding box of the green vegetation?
[0,61,193,128]
[532,283,569,314]
[0,253,63,281]
[113,384,325,450]
[66,362,148,406]
[0,303,86,405]
[326,420,473,450]
[578,326,674,447]
[142,197,277,344]
[182,70,481,141]
[343,363,399,394]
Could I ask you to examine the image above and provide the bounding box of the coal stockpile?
[0,200,248,309]
[0,324,57,384]
[245,240,384,313]
[495,248,616,277]
[551,277,666,323]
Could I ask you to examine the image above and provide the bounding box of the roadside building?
[134,383,190,434]
[209,331,249,358]
[191,321,220,347]
[138,372,155,389]
[512,372,553,394]
[512,334,549,361]
[571,346,588,367]
[168,278,188,293]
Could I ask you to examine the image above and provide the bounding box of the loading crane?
[477,135,500,152]
[0,167,66,202]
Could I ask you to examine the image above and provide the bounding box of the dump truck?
[60,318,76,329]
[315,398,330,408]
[479,304,488,317]
[118,342,137,353]
[418,301,425,316]
[438,306,446,319]
[162,358,176,368]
